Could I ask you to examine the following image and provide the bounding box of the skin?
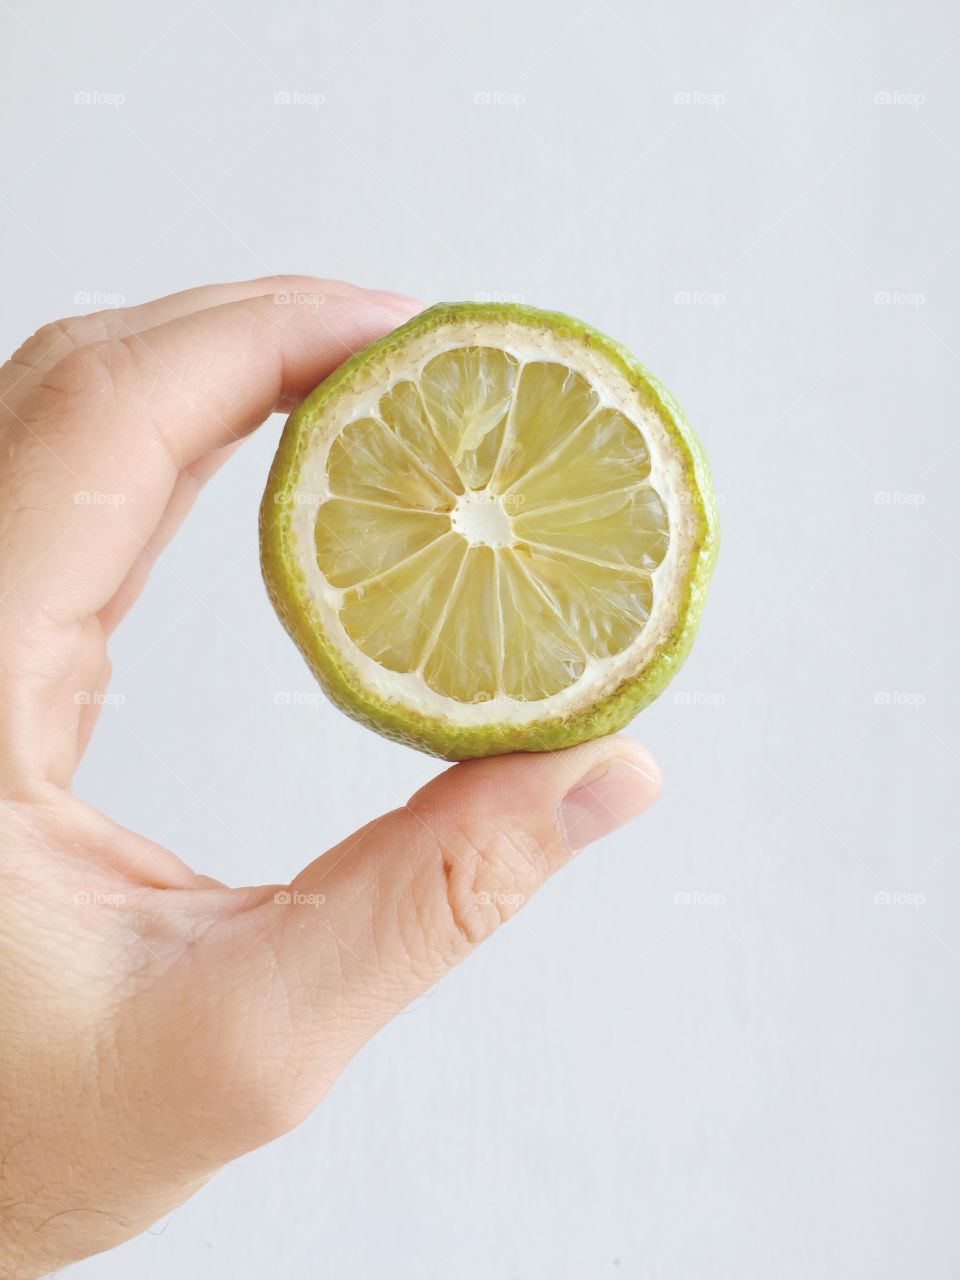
[0,276,660,1278]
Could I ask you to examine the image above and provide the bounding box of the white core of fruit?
[450,491,514,548]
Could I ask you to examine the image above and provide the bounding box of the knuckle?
[26,338,141,411]
[11,316,86,370]
[407,808,548,961]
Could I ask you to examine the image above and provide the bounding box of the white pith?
[450,491,514,547]
[286,320,698,727]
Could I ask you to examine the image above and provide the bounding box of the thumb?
[265,736,659,1088]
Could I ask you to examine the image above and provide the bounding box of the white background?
[3,0,959,1276]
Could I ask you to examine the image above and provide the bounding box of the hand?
[0,276,660,1277]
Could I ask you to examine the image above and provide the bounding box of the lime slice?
[261,302,718,759]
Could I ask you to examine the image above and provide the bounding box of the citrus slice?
[261,302,718,759]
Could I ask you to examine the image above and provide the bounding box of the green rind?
[260,301,719,760]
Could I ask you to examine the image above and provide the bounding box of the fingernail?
[560,754,660,851]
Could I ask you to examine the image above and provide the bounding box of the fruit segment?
[422,546,501,702]
[378,381,465,495]
[313,345,670,703]
[498,548,587,698]
[506,406,651,509]
[493,361,598,493]
[338,533,466,674]
[514,485,668,570]
[510,545,653,661]
[315,500,449,588]
[328,417,455,510]
[418,347,518,489]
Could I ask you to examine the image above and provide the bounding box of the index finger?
[0,275,384,412]
[0,284,422,633]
